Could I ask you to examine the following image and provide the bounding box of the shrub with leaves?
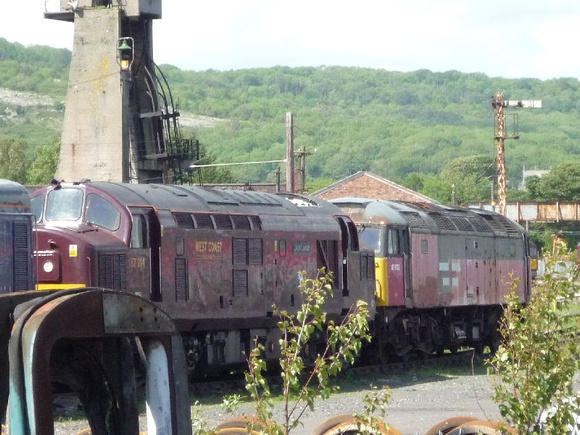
[224,269,390,435]
[488,246,580,434]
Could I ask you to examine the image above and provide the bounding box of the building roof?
[312,171,434,203]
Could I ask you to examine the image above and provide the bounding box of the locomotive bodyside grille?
[233,238,247,265]
[13,221,30,291]
[213,214,234,230]
[450,216,476,232]
[231,215,251,230]
[174,212,194,229]
[232,270,248,297]
[429,212,457,231]
[193,213,214,229]
[98,253,127,291]
[400,211,431,229]
[248,238,263,265]
[249,216,262,230]
[175,258,188,301]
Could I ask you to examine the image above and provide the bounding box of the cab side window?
[85,193,120,231]
[31,195,45,223]
[131,215,148,249]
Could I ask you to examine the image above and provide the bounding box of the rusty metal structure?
[490,91,541,215]
[491,91,509,215]
[1,289,191,434]
[506,201,580,223]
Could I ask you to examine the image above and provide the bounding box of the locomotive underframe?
[365,304,503,363]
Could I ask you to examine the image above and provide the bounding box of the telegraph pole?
[286,112,295,193]
[295,147,314,194]
[490,91,541,215]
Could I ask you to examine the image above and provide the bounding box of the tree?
[0,138,30,184]
[224,270,391,435]
[488,246,580,434]
[419,174,452,204]
[401,172,424,192]
[27,141,60,185]
[178,144,235,185]
[439,155,495,205]
[534,163,580,201]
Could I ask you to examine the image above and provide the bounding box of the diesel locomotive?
[331,197,533,360]
[30,180,376,375]
[0,179,35,294]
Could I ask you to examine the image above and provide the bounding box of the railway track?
[190,348,478,397]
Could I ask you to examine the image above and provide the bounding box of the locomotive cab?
[31,182,131,291]
[358,223,409,308]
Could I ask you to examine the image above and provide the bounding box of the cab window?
[358,227,382,253]
[85,193,121,230]
[387,228,409,256]
[46,188,83,222]
[131,214,148,248]
[31,194,45,223]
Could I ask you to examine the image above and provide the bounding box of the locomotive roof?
[79,182,342,218]
[0,179,30,210]
[330,197,526,237]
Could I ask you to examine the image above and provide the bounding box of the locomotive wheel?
[446,419,516,435]
[312,414,402,435]
[424,416,477,435]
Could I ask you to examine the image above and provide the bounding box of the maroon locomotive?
[30,180,375,375]
[331,197,533,360]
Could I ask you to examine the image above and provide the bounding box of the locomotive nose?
[36,251,61,284]
[34,230,89,291]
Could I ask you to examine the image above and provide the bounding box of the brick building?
[313,171,434,203]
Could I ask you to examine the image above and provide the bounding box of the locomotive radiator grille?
[13,221,30,291]
[175,258,188,301]
[98,253,127,291]
[232,270,248,297]
[360,252,375,280]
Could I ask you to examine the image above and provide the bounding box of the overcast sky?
[1,0,578,80]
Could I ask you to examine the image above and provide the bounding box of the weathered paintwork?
[331,197,532,358]
[331,197,531,309]
[29,181,376,372]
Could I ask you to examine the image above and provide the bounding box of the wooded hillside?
[1,37,579,191]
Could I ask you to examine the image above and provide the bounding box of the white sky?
[0,0,578,79]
